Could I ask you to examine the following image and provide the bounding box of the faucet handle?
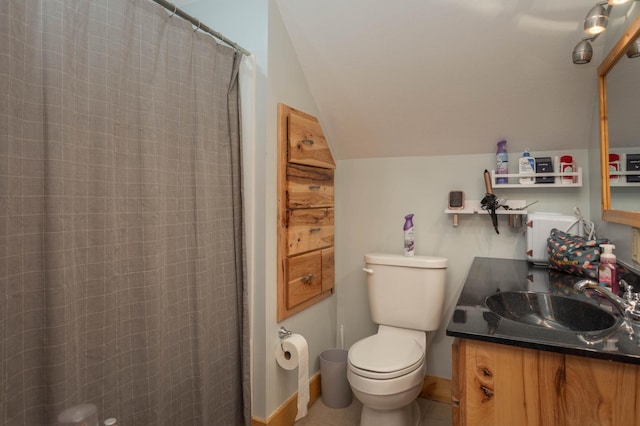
[620,280,640,319]
[622,280,639,302]
[626,298,640,320]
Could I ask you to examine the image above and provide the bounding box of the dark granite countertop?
[446,257,640,365]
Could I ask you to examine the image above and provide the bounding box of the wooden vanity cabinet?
[452,338,640,426]
[277,104,335,321]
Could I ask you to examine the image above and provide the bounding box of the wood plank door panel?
[288,109,335,169]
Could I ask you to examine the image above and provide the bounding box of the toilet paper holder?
[279,326,292,350]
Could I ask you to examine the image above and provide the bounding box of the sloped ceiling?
[276,0,605,160]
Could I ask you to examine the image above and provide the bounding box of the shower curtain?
[0,1,249,425]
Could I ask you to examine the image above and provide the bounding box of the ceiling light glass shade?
[584,4,609,35]
[627,37,640,58]
[573,39,593,64]
[608,0,630,5]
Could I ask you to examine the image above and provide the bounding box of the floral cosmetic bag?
[546,228,608,279]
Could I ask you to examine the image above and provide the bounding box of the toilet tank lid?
[365,253,447,269]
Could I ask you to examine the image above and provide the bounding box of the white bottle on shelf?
[518,150,535,184]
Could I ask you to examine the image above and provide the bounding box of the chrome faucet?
[573,279,640,343]
[574,279,631,316]
[575,279,640,326]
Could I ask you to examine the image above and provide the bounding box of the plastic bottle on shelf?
[518,150,535,184]
[609,153,620,183]
[598,244,618,295]
[496,140,508,184]
[560,155,574,184]
[403,214,415,257]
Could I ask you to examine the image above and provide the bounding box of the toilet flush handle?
[362,268,374,274]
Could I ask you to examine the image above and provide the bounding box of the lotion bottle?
[598,244,618,295]
[496,140,508,184]
[518,150,535,184]
[403,214,415,256]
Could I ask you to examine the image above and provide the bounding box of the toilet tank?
[364,253,448,331]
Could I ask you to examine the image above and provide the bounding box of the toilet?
[347,253,448,426]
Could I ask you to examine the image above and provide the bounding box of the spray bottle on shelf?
[403,214,415,257]
[598,244,618,295]
[496,140,508,184]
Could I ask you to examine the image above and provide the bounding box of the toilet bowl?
[348,329,426,426]
[347,253,447,426]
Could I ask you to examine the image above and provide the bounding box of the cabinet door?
[451,339,462,425]
[288,109,335,169]
[286,163,334,209]
[287,208,334,256]
[321,247,334,293]
[456,339,640,426]
[286,251,322,309]
[459,339,565,426]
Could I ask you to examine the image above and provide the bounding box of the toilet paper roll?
[275,334,309,420]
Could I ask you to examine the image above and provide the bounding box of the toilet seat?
[348,333,424,380]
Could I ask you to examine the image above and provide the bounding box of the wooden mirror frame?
[598,12,640,227]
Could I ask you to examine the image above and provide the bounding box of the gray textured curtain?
[0,1,249,425]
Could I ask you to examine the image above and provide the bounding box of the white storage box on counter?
[526,213,583,264]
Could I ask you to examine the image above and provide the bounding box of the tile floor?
[295,396,452,426]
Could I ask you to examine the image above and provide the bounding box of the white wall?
[263,2,338,418]
[335,150,591,378]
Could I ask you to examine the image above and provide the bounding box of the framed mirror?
[599,11,640,227]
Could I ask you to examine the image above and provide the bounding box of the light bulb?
[584,4,609,35]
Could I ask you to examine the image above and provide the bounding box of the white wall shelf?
[445,199,527,227]
[609,171,640,186]
[444,199,528,215]
[611,182,640,187]
[489,168,583,188]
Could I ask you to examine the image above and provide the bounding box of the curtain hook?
[194,21,201,32]
[170,5,176,17]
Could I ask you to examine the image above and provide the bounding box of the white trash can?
[319,348,353,408]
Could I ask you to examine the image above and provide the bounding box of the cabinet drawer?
[287,164,334,208]
[286,251,322,309]
[287,208,334,256]
[288,109,335,169]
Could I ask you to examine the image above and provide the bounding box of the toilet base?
[359,400,421,426]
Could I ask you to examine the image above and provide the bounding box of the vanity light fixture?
[572,38,595,64]
[627,37,640,57]
[584,2,610,35]
[572,0,640,62]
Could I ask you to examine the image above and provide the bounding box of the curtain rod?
[150,0,251,56]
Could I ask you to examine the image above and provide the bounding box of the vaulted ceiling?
[276,0,606,160]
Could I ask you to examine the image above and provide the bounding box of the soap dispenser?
[598,244,618,295]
